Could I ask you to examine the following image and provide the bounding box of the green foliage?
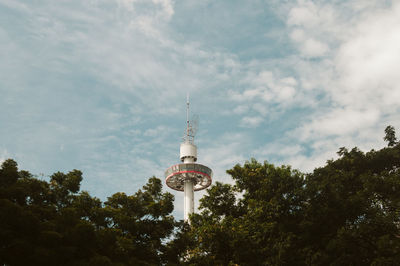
[2,126,399,265]
[384,125,397,147]
[302,144,400,265]
[174,127,400,265]
[179,160,306,265]
[0,161,176,266]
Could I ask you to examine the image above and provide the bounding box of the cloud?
[0,0,244,204]
[200,132,249,184]
[0,0,30,13]
[232,105,249,115]
[299,38,329,57]
[286,0,334,58]
[273,0,400,171]
[333,3,400,110]
[240,116,263,128]
[143,125,172,138]
[251,72,296,102]
[287,0,320,27]
[2,0,400,219]
[255,142,303,159]
[0,149,10,165]
[297,108,381,141]
[225,0,400,176]
[291,0,400,130]
[229,70,299,119]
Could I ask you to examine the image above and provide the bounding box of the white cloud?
[297,108,381,140]
[201,132,248,183]
[116,0,136,11]
[333,3,400,110]
[153,0,174,20]
[287,0,320,27]
[230,70,299,117]
[143,125,171,137]
[293,0,400,129]
[255,143,303,158]
[286,0,336,58]
[275,0,400,172]
[0,149,10,165]
[300,38,329,57]
[2,0,400,218]
[252,103,269,116]
[0,0,30,13]
[289,28,305,42]
[233,105,249,114]
[240,116,263,128]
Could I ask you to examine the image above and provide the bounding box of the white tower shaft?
[183,156,195,222]
[184,180,194,221]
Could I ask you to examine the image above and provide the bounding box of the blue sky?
[1,0,400,218]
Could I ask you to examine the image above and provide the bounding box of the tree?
[177,127,400,265]
[0,160,176,266]
[384,125,397,146]
[302,144,400,265]
[2,126,400,265]
[101,177,175,265]
[174,160,306,265]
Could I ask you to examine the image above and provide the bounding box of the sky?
[1,0,400,218]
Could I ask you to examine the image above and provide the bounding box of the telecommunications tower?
[164,97,212,222]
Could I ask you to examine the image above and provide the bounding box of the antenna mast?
[186,93,190,141]
[184,93,196,144]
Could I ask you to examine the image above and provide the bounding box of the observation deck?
[165,163,212,191]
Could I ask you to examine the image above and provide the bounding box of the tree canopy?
[0,161,176,266]
[168,127,400,265]
[1,126,399,265]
